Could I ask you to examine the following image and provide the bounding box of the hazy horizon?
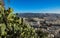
[5,0,60,13]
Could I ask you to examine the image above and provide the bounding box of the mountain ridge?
[17,13,60,18]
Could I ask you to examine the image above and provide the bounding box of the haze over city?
[1,0,60,38]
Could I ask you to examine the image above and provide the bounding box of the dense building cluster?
[23,18,60,38]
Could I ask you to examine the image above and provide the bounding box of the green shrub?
[0,1,48,38]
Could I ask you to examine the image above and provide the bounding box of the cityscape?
[0,0,60,38]
[18,13,60,38]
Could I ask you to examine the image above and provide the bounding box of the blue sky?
[5,0,60,13]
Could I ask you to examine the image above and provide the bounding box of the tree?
[0,1,36,38]
[0,1,48,38]
[36,29,49,38]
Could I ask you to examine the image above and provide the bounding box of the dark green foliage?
[0,2,36,38]
[0,1,48,38]
[36,30,48,38]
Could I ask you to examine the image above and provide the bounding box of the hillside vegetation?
[0,1,48,38]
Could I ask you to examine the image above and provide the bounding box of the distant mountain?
[17,13,60,18]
